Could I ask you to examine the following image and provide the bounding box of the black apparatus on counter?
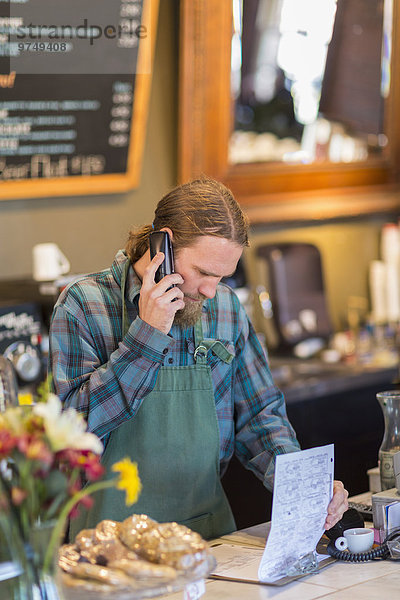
[325,508,400,562]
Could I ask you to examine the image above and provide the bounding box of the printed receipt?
[258,444,334,583]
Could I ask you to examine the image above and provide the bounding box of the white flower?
[33,394,103,454]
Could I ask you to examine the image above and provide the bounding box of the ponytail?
[125,223,154,263]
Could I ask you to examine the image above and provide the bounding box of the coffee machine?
[0,302,44,405]
[255,242,333,356]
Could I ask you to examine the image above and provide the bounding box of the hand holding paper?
[258,444,334,583]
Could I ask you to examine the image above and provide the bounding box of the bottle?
[377,391,400,490]
[0,355,19,412]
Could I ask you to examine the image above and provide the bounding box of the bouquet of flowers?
[0,384,141,593]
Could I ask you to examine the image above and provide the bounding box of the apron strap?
[193,321,234,365]
[121,258,131,337]
[207,340,234,364]
[193,320,208,364]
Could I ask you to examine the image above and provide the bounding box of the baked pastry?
[80,538,137,566]
[108,558,176,582]
[60,515,210,593]
[58,544,81,573]
[75,529,96,550]
[68,562,137,588]
[119,514,157,551]
[61,571,115,593]
[137,522,208,570]
[94,519,121,543]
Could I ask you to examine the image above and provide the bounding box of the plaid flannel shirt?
[49,250,300,489]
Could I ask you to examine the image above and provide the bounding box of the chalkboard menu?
[0,0,158,199]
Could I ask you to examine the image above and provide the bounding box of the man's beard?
[173,295,206,327]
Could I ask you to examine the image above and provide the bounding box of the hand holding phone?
[139,231,184,334]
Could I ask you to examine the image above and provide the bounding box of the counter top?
[178,562,399,599]
[164,522,399,600]
[269,357,398,403]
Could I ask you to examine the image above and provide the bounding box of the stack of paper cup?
[386,262,400,322]
[383,224,400,322]
[370,223,400,324]
[380,223,400,264]
[369,260,388,324]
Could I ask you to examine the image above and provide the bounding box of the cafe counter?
[165,522,400,600]
[170,561,400,599]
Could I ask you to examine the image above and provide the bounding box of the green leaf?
[36,375,53,403]
[44,490,69,520]
[43,470,68,499]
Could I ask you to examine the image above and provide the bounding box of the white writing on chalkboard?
[0,155,106,179]
[0,0,158,197]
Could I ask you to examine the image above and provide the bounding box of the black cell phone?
[149,231,175,283]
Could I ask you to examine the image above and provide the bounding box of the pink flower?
[16,433,54,467]
[81,452,105,481]
[16,433,31,453]
[57,449,104,481]
[25,438,53,466]
[0,429,17,457]
[57,448,82,468]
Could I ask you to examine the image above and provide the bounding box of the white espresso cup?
[32,242,70,281]
[343,528,374,553]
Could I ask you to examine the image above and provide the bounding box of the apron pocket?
[180,512,212,538]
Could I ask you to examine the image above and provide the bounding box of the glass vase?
[377,390,400,491]
[26,520,64,600]
[0,476,65,599]
[0,509,32,600]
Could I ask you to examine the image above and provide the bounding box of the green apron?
[70,259,236,541]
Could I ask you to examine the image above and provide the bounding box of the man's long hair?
[125,176,249,262]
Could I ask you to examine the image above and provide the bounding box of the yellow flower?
[112,458,142,506]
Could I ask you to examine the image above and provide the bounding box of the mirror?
[231,0,388,166]
[178,0,400,220]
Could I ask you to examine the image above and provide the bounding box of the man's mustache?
[184,294,207,302]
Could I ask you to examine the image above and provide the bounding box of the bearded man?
[49,177,348,540]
